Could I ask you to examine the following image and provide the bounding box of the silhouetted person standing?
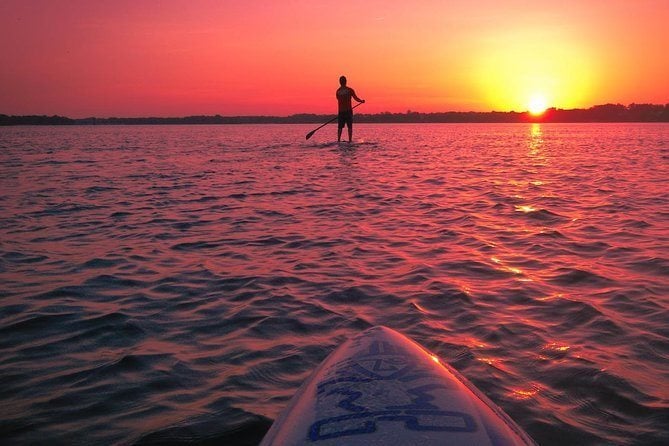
[336,76,364,142]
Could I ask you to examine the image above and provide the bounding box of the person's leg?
[348,122,352,142]
[337,113,344,142]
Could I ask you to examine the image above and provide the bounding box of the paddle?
[305,102,364,140]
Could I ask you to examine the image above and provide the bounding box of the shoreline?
[2,103,668,126]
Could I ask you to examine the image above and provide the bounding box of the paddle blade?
[305,130,316,140]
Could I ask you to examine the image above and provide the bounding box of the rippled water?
[1,123,668,445]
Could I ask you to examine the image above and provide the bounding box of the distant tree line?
[2,103,668,126]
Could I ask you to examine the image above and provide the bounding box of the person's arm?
[350,88,365,103]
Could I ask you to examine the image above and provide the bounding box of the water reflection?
[510,386,540,400]
[337,143,358,167]
[528,123,543,157]
[514,205,538,213]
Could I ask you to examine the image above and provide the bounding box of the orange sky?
[1,0,667,117]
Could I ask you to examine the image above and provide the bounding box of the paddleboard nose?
[261,325,536,445]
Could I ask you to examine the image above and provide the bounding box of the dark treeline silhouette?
[2,103,668,126]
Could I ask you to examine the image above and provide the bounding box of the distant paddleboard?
[307,141,377,149]
[261,326,536,445]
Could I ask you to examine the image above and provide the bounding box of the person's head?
[339,75,347,86]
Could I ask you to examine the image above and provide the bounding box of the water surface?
[1,123,668,445]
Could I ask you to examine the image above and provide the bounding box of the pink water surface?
[1,123,668,445]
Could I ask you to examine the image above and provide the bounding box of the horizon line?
[2,103,669,126]
[2,102,669,121]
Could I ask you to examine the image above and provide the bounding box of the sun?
[528,95,548,115]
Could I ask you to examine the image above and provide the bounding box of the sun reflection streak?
[508,382,542,401]
[490,256,527,279]
[545,343,570,352]
[538,342,571,361]
[528,123,547,165]
[411,300,429,314]
[529,124,542,151]
[507,266,523,275]
[512,124,548,222]
[515,205,538,213]
[537,293,564,301]
[530,123,542,139]
[478,357,495,366]
[510,388,539,400]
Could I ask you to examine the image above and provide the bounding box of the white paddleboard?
[261,326,536,445]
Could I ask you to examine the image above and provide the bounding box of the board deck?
[261,326,536,445]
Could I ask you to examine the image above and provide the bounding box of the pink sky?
[1,0,667,117]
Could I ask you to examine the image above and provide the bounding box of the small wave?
[171,220,209,231]
[110,211,132,218]
[247,236,286,247]
[247,316,323,338]
[0,312,79,348]
[549,268,614,287]
[2,251,48,264]
[255,209,291,218]
[85,186,119,194]
[535,229,567,239]
[538,342,571,360]
[133,408,271,446]
[535,296,604,328]
[567,240,611,254]
[320,285,390,305]
[79,257,127,270]
[29,203,107,217]
[622,218,652,228]
[83,274,145,289]
[171,240,224,251]
[268,188,301,197]
[514,206,569,224]
[192,195,219,203]
[439,259,515,279]
[546,364,658,425]
[410,300,430,314]
[628,257,669,276]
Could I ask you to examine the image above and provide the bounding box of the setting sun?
[528,95,548,115]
